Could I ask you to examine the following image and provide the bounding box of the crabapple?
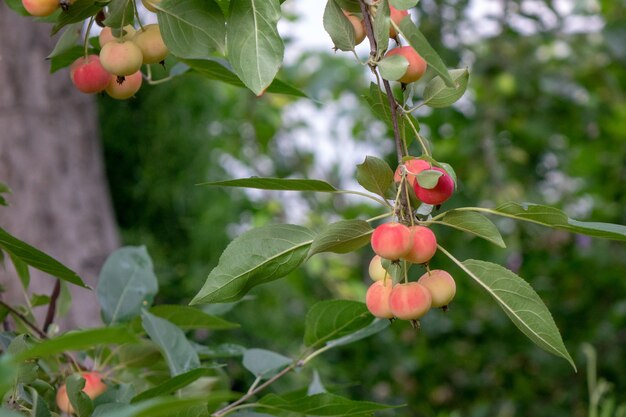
[141,0,161,12]
[371,222,412,260]
[105,71,142,100]
[132,24,169,64]
[384,46,427,84]
[365,280,394,319]
[389,282,432,320]
[56,372,107,414]
[368,255,388,281]
[418,269,456,308]
[22,0,58,16]
[343,11,366,45]
[69,55,111,94]
[99,40,143,76]
[389,5,409,37]
[402,226,437,264]
[99,25,136,48]
[393,158,430,187]
[413,167,454,205]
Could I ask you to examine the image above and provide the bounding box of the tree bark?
[0,3,119,330]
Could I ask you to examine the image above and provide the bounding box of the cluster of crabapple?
[343,5,428,84]
[365,159,457,326]
[69,23,168,100]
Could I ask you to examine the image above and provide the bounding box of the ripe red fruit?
[105,71,142,100]
[69,55,111,94]
[365,280,394,319]
[22,0,58,16]
[99,40,143,76]
[402,225,437,264]
[393,158,430,187]
[56,372,107,414]
[371,222,412,260]
[417,269,456,308]
[389,5,409,38]
[413,167,455,205]
[389,282,432,320]
[384,46,427,84]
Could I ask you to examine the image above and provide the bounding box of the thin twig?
[43,279,61,333]
[0,300,47,339]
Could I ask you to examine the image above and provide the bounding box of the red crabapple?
[22,0,58,16]
[413,167,455,205]
[402,225,437,264]
[389,5,409,38]
[371,222,412,260]
[389,282,432,320]
[132,24,169,64]
[365,280,394,319]
[99,40,143,76]
[393,158,430,187]
[69,55,111,94]
[56,372,107,414]
[105,71,142,100]
[384,46,427,84]
[368,255,388,281]
[417,269,456,308]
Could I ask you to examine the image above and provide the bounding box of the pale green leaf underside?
[198,177,337,192]
[423,68,470,108]
[304,300,372,348]
[323,0,356,51]
[309,220,373,256]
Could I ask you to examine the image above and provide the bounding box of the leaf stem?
[83,17,95,58]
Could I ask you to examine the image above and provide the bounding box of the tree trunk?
[0,3,119,330]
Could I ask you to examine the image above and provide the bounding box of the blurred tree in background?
[98,0,626,416]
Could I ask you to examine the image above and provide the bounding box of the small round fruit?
[413,167,455,205]
[56,372,107,414]
[368,255,388,281]
[402,226,437,264]
[417,269,456,308]
[70,55,111,94]
[343,11,366,45]
[366,280,394,319]
[105,71,142,100]
[389,5,409,37]
[393,158,430,187]
[384,46,427,84]
[99,40,143,76]
[141,0,161,12]
[132,24,169,64]
[371,222,412,260]
[389,282,432,320]
[22,0,58,16]
[99,25,136,48]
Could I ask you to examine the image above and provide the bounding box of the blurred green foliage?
[98,0,626,416]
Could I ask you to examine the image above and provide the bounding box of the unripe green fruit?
[402,225,437,264]
[368,255,388,281]
[371,222,412,260]
[99,25,136,48]
[22,0,58,16]
[141,0,161,12]
[389,282,431,320]
[384,46,427,84]
[99,40,143,76]
[133,24,169,64]
[365,280,394,319]
[105,71,142,100]
[417,269,456,308]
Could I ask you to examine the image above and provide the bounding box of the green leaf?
[182,58,307,97]
[67,374,95,417]
[3,0,29,15]
[415,169,442,189]
[389,0,418,9]
[29,386,51,417]
[199,177,336,191]
[190,224,315,304]
[242,348,292,379]
[326,318,390,348]
[0,226,86,288]
[304,300,372,348]
[47,23,82,59]
[30,294,51,308]
[396,17,454,87]
[52,0,106,35]
[146,305,239,330]
[373,0,390,56]
[8,252,30,289]
[96,246,159,325]
[131,368,214,403]
[226,0,284,95]
[439,211,505,248]
[323,0,356,51]
[157,0,225,58]
[423,68,470,108]
[50,45,87,74]
[461,259,575,369]
[102,0,133,29]
[335,0,359,13]
[308,220,373,257]
[92,397,208,417]
[193,342,246,359]
[308,371,327,395]
[141,311,201,376]
[378,54,409,81]
[0,356,18,399]
[493,202,626,241]
[0,408,24,417]
[355,156,394,199]
[15,327,139,361]
[258,392,398,416]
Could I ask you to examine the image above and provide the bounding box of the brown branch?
[43,279,61,332]
[0,300,47,339]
